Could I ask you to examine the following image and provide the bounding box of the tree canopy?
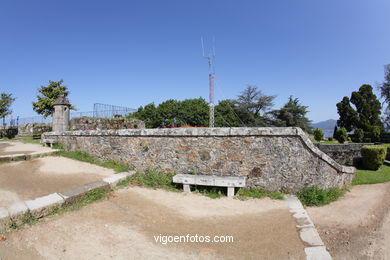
[32,80,74,118]
[379,64,390,129]
[0,93,15,119]
[270,96,312,132]
[336,84,382,133]
[130,86,312,131]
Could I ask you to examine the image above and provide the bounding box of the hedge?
[361,145,387,170]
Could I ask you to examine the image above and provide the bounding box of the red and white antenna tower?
[201,37,215,128]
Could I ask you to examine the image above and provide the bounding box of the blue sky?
[1,0,389,123]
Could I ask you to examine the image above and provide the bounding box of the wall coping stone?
[44,127,356,175]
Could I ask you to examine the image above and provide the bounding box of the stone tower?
[52,95,71,132]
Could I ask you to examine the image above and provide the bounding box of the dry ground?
[0,141,53,156]
[0,156,114,207]
[0,187,305,260]
[307,182,390,260]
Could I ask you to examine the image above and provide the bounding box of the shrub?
[361,145,386,170]
[328,137,334,141]
[297,186,346,206]
[372,126,381,142]
[364,137,372,143]
[354,128,364,143]
[313,128,324,142]
[335,127,348,143]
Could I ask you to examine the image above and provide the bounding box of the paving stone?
[299,227,325,247]
[25,193,65,218]
[103,171,136,187]
[305,246,332,260]
[59,181,110,204]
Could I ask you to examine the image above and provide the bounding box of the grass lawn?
[352,165,390,185]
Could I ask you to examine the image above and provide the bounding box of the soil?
[0,187,305,260]
[0,156,114,207]
[307,182,390,260]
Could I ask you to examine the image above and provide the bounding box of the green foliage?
[32,80,74,118]
[236,188,284,200]
[234,85,276,117]
[354,128,364,143]
[0,93,15,119]
[361,145,386,170]
[353,165,390,185]
[337,84,382,133]
[313,128,324,141]
[193,186,226,198]
[372,126,381,142]
[334,127,348,143]
[328,136,334,141]
[53,150,130,173]
[117,168,178,191]
[214,100,242,127]
[379,65,390,129]
[297,186,346,206]
[270,96,312,132]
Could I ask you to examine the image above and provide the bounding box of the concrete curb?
[0,150,60,163]
[284,195,332,260]
[0,171,136,233]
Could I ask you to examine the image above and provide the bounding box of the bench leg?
[183,184,191,193]
[227,187,235,197]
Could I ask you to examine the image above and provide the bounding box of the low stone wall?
[43,127,355,193]
[314,143,373,166]
[70,117,145,131]
[17,123,52,138]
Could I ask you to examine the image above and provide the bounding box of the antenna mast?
[201,37,215,128]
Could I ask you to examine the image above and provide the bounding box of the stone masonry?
[43,127,355,193]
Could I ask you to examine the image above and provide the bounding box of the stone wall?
[17,123,52,138]
[43,127,355,193]
[314,143,373,166]
[70,117,145,131]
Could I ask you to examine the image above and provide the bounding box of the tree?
[334,127,348,143]
[336,85,382,133]
[0,93,15,119]
[178,98,209,127]
[313,128,324,142]
[130,103,160,128]
[214,100,242,127]
[378,64,390,129]
[270,96,312,132]
[354,128,364,143]
[235,85,276,117]
[32,80,73,118]
[336,97,357,132]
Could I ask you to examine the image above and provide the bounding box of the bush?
[364,137,372,143]
[354,128,364,143]
[297,186,346,206]
[361,145,387,170]
[328,137,334,141]
[313,128,324,142]
[335,127,348,143]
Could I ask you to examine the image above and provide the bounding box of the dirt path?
[0,156,114,207]
[0,187,305,259]
[307,182,390,260]
[0,141,53,156]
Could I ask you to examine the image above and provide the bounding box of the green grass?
[297,186,347,206]
[19,138,41,144]
[50,187,109,215]
[235,188,284,200]
[352,165,390,185]
[52,150,130,173]
[117,168,179,192]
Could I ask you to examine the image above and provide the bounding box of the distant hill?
[311,119,337,137]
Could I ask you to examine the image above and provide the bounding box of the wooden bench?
[173,174,246,197]
[41,138,58,148]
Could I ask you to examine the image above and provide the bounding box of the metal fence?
[2,107,137,127]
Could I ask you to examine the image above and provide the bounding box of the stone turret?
[52,95,70,132]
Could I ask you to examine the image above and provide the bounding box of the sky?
[1,0,389,123]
